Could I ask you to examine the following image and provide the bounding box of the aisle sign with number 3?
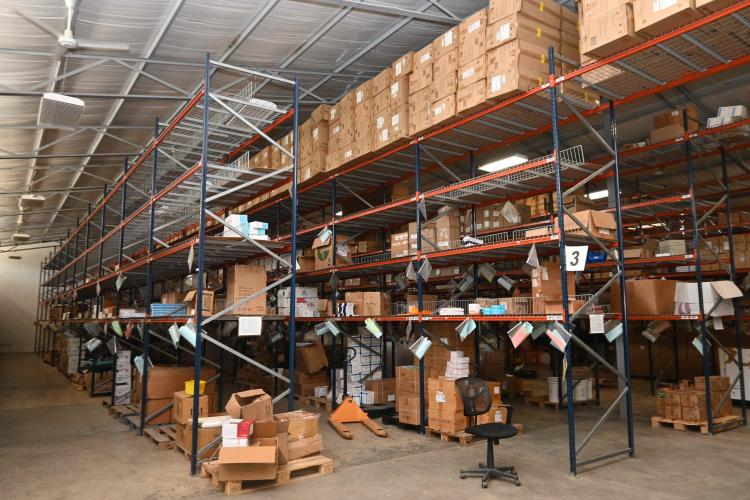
[565,245,588,271]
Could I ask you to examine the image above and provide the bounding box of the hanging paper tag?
[565,245,588,271]
[589,314,605,334]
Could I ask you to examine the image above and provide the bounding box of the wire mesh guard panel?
[455,378,492,417]
[336,328,382,405]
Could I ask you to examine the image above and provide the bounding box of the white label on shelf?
[497,23,511,42]
[376,116,385,129]
[434,103,446,116]
[468,20,481,34]
[391,113,400,127]
[546,315,563,321]
[491,74,506,92]
[391,82,399,97]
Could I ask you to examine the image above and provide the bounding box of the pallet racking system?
[36,2,750,477]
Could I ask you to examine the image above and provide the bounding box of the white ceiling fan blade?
[74,39,130,52]
[14,8,61,40]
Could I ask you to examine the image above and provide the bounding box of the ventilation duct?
[37,93,85,129]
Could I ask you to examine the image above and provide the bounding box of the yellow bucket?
[185,379,206,396]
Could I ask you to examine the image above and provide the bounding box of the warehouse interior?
[1,0,750,498]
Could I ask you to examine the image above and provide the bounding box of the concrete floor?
[1,353,749,499]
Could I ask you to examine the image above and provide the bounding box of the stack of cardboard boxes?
[365,378,397,404]
[291,341,329,397]
[658,376,733,422]
[223,264,267,315]
[428,377,467,434]
[327,93,356,172]
[133,366,218,425]
[174,390,218,459]
[703,232,750,270]
[342,291,391,316]
[59,335,81,376]
[298,105,331,184]
[464,201,531,234]
[531,262,578,315]
[396,366,423,425]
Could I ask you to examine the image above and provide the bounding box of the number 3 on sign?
[565,245,588,271]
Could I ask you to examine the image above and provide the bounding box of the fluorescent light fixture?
[11,233,31,243]
[335,211,343,217]
[586,189,609,200]
[479,154,527,173]
[19,194,45,209]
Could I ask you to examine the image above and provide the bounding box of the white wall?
[0,245,49,352]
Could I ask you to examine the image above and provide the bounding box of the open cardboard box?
[217,444,278,482]
[674,280,743,317]
[225,389,273,421]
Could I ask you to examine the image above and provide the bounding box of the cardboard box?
[431,50,458,101]
[431,94,456,127]
[362,292,391,316]
[397,365,420,394]
[674,281,743,317]
[287,434,324,460]
[182,290,214,316]
[653,106,698,129]
[558,209,618,241]
[486,40,551,100]
[650,124,687,144]
[275,410,319,441]
[217,445,277,482]
[610,279,677,315]
[175,423,220,458]
[372,67,393,96]
[531,265,576,302]
[694,375,730,392]
[476,403,508,425]
[311,236,350,271]
[226,265,267,315]
[489,0,564,27]
[365,378,396,404]
[580,3,641,58]
[298,341,328,373]
[410,45,433,94]
[398,409,421,425]
[389,76,410,106]
[391,231,410,257]
[458,55,486,90]
[408,87,432,135]
[225,389,273,422]
[137,366,218,400]
[172,391,208,425]
[433,27,458,59]
[457,79,489,114]
[142,398,173,425]
[392,52,414,78]
[390,104,409,142]
[633,0,699,36]
[458,9,488,66]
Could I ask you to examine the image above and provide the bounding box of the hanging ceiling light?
[479,154,528,173]
[37,93,85,129]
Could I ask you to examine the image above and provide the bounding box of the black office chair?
[455,377,520,488]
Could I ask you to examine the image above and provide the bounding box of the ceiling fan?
[16,0,130,53]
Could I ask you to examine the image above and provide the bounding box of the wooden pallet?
[293,394,331,411]
[108,403,140,420]
[525,394,596,410]
[650,415,742,434]
[144,424,177,449]
[426,427,473,447]
[174,443,220,462]
[201,455,334,496]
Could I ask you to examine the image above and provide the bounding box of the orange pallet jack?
[328,396,388,439]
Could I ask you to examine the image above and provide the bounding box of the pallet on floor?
[293,394,331,411]
[144,424,177,449]
[201,454,334,496]
[174,443,220,462]
[108,403,140,420]
[650,415,742,434]
[524,393,596,410]
[426,427,473,447]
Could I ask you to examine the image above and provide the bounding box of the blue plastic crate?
[587,251,608,263]
[151,303,187,317]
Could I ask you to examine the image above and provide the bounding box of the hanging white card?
[116,274,126,291]
[565,245,588,271]
[238,317,262,336]
[365,318,382,338]
[187,245,194,272]
[168,323,180,347]
[179,321,197,347]
[589,314,605,334]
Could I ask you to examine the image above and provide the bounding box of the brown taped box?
[531,264,576,302]
[458,8,488,66]
[457,80,489,115]
[476,404,508,425]
[389,76,410,107]
[458,55,486,90]
[172,391,208,425]
[396,365,420,394]
[632,0,699,37]
[656,386,672,417]
[579,3,642,58]
[431,94,456,127]
[486,40,560,101]
[694,375,730,392]
[489,0,564,27]
[135,366,218,401]
[487,12,578,55]
[392,52,414,78]
[176,423,220,458]
[409,45,433,95]
[362,291,391,316]
[226,265,267,314]
[390,104,409,143]
[408,87,432,136]
[431,50,458,102]
[372,67,393,96]
[432,27,458,59]
[225,389,273,421]
[365,378,396,404]
[557,209,618,241]
[274,410,319,442]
